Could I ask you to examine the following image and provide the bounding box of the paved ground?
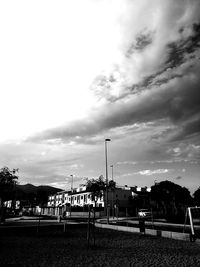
[0,223,200,267]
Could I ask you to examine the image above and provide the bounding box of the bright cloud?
[137,169,170,176]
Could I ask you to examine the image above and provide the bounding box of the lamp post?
[105,138,111,221]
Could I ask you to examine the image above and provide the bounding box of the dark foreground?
[0,224,200,267]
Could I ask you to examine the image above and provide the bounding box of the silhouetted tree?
[0,167,18,222]
[193,187,200,206]
[36,188,49,206]
[108,179,116,190]
[150,180,193,222]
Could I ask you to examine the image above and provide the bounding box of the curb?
[95,222,199,243]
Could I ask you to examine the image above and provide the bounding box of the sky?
[0,0,200,194]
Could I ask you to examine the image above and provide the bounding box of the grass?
[1,224,200,267]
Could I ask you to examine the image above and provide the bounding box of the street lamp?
[105,138,111,185]
[105,138,111,221]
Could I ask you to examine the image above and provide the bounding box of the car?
[138,209,151,218]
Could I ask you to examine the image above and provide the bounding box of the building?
[43,185,151,217]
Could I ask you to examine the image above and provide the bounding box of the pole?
[105,141,108,212]
[188,207,195,242]
[105,138,111,223]
[110,165,114,218]
[37,207,42,234]
[87,206,91,248]
[110,165,113,181]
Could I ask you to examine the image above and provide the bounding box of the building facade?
[43,185,151,217]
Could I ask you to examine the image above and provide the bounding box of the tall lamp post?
[105,138,111,221]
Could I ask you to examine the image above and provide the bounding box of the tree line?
[128,180,200,222]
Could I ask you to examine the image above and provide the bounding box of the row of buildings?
[3,183,151,217]
[42,185,151,217]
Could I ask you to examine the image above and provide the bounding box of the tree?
[0,167,18,222]
[85,175,106,207]
[150,180,193,222]
[84,175,106,247]
[108,179,116,190]
[84,176,116,209]
[193,187,200,206]
[107,179,116,216]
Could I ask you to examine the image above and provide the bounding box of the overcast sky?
[0,0,199,193]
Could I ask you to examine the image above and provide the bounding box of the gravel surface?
[0,225,200,267]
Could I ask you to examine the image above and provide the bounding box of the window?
[84,194,87,203]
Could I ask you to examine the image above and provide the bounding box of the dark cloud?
[166,23,200,68]
[126,31,153,57]
[176,176,182,180]
[90,22,200,105]
[128,24,200,91]
[169,117,200,142]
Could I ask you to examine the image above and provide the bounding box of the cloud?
[27,3,200,146]
[167,117,200,142]
[117,161,137,165]
[28,60,200,145]
[121,168,170,177]
[167,143,200,161]
[90,0,200,98]
[136,169,170,176]
[126,30,154,57]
